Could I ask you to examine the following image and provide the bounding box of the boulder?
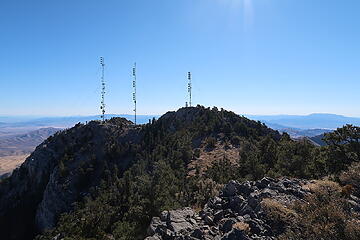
[191,228,204,239]
[168,207,195,223]
[222,180,240,197]
[170,221,193,234]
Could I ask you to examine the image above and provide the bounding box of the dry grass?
[233,222,250,233]
[276,180,360,240]
[261,198,297,225]
[303,180,342,195]
[187,142,239,177]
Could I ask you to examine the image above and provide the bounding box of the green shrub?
[193,148,201,158]
[205,137,216,149]
[231,135,241,146]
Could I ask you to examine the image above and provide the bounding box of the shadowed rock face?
[0,119,137,240]
[145,178,318,240]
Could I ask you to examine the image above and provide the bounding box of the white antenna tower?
[132,62,137,125]
[100,57,106,122]
[187,72,192,107]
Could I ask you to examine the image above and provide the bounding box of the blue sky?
[1,0,359,116]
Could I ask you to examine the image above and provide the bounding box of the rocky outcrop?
[145,177,312,240]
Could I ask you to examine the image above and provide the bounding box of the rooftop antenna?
[132,62,137,125]
[100,57,105,122]
[187,72,192,107]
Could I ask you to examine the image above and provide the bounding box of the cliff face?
[0,128,62,239]
[0,119,137,240]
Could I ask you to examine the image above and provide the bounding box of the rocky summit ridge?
[145,177,360,240]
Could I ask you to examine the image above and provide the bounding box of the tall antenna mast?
[187,72,192,107]
[132,62,137,125]
[100,57,105,122]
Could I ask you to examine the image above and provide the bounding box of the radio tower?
[132,63,137,125]
[100,57,106,122]
[187,72,192,107]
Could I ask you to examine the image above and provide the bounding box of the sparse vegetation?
[274,181,360,240]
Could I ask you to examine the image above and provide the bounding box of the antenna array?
[96,59,196,124]
[187,72,192,107]
[100,57,106,122]
[132,63,137,125]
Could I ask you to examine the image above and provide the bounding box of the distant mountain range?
[1,113,359,139]
[0,127,62,177]
[248,113,360,130]
[0,114,158,129]
[0,127,61,157]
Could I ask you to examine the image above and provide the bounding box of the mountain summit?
[0,106,280,240]
[0,106,359,240]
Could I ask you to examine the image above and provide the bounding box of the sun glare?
[218,0,254,29]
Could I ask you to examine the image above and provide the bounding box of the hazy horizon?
[2,110,360,120]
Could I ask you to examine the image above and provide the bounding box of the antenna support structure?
[187,72,192,107]
[132,63,137,125]
[100,57,106,122]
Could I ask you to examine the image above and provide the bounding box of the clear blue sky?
[1,0,359,116]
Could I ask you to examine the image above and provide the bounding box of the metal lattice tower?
[132,63,137,125]
[187,72,192,107]
[100,57,106,122]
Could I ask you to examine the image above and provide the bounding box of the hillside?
[309,134,327,146]
[0,127,61,157]
[0,106,359,240]
[0,128,61,177]
[265,125,332,138]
